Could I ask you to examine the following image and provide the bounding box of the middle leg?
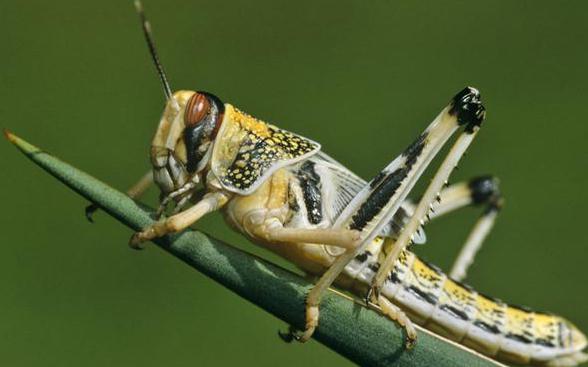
[423,176,503,281]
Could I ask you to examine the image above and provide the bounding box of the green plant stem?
[5,130,504,367]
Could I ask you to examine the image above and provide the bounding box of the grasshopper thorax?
[151,90,224,195]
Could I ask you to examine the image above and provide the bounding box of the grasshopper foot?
[129,223,160,250]
[129,232,149,250]
[368,292,417,349]
[295,304,319,343]
[129,222,164,250]
[278,304,319,344]
[278,326,301,343]
[129,218,175,249]
[85,203,99,223]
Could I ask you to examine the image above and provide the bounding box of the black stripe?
[406,285,438,305]
[440,304,469,321]
[350,133,426,231]
[297,161,323,224]
[368,262,380,273]
[535,338,556,348]
[524,330,534,338]
[473,320,501,335]
[388,271,400,284]
[402,133,427,167]
[350,168,405,230]
[505,333,533,344]
[354,251,370,263]
[369,171,387,189]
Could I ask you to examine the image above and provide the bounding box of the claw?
[129,233,147,250]
[277,314,318,344]
[405,334,417,350]
[364,288,373,307]
[277,326,301,343]
[128,219,167,250]
[366,285,380,305]
[373,293,418,350]
[85,204,99,223]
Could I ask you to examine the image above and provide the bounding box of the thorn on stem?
[3,128,16,143]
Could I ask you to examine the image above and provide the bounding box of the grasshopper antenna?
[134,0,180,111]
[85,1,179,224]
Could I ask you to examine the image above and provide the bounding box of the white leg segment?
[449,207,499,281]
[129,191,229,248]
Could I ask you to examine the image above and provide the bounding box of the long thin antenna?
[134,0,179,111]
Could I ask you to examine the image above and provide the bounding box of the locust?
[86,2,588,366]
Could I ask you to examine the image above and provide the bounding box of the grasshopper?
[87,2,588,366]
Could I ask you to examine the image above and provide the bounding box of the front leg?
[129,191,229,249]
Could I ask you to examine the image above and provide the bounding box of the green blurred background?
[2,1,587,366]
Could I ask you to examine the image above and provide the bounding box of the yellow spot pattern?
[411,257,444,292]
[212,105,319,193]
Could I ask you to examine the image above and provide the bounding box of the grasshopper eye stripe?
[182,93,224,173]
[185,93,210,127]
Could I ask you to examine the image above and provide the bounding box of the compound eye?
[185,93,210,127]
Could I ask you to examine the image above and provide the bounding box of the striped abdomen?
[342,238,587,366]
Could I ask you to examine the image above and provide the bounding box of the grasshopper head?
[151,90,224,195]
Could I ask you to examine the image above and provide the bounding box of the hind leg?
[293,87,486,344]
[370,117,484,303]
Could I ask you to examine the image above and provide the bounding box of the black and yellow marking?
[212,105,320,194]
[297,161,323,224]
[343,241,585,363]
[349,132,427,231]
